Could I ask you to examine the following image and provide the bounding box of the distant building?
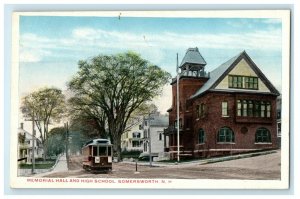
[276,96,282,147]
[121,122,144,152]
[164,48,280,159]
[18,123,43,164]
[140,112,169,159]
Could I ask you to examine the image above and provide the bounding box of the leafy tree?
[68,52,171,160]
[68,96,108,139]
[47,127,66,157]
[21,87,65,160]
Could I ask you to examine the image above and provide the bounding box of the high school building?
[164,48,280,159]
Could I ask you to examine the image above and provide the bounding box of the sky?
[19,16,282,117]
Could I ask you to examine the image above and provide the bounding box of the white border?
[10,10,290,189]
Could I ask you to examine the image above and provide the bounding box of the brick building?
[164,48,280,159]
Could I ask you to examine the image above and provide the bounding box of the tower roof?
[180,47,207,70]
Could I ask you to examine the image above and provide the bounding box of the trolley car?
[82,138,113,172]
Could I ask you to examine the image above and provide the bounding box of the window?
[132,141,141,147]
[248,100,253,117]
[99,146,107,156]
[229,75,258,90]
[266,102,271,118]
[237,100,242,116]
[255,128,271,143]
[254,101,260,117]
[277,123,281,137]
[144,143,147,151]
[133,132,141,138]
[261,102,266,117]
[196,103,206,118]
[174,119,183,129]
[245,77,258,89]
[159,133,162,141]
[242,100,248,116]
[222,102,228,117]
[92,146,98,156]
[217,127,235,143]
[198,128,205,144]
[237,100,271,118]
[143,130,147,138]
[107,146,112,156]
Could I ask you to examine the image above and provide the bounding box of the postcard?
[10,10,290,189]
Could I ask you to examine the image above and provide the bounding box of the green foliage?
[121,150,142,159]
[68,130,90,155]
[47,127,66,156]
[68,52,171,160]
[21,87,66,146]
[19,162,55,169]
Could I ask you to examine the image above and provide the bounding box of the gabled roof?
[190,51,280,99]
[180,47,207,69]
[150,114,169,127]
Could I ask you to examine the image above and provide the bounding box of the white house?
[18,123,44,164]
[141,112,169,160]
[121,122,144,152]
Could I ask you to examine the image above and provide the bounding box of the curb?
[121,150,278,167]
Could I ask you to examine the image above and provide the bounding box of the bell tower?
[166,47,209,159]
[179,47,207,77]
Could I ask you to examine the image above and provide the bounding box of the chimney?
[20,123,24,129]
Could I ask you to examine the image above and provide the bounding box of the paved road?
[37,150,281,180]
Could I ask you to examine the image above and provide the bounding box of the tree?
[21,87,65,160]
[68,52,171,160]
[47,127,66,157]
[68,96,108,139]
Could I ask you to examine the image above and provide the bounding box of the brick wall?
[192,92,278,158]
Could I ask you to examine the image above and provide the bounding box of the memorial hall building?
[164,48,280,159]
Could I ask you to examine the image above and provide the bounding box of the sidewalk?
[122,149,278,167]
[33,153,68,177]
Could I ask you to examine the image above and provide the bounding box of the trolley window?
[108,146,112,156]
[99,146,107,156]
[92,146,98,156]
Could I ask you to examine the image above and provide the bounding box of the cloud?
[152,84,173,114]
[262,18,282,24]
[19,48,52,63]
[19,24,282,64]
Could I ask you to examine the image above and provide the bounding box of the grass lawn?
[19,160,56,169]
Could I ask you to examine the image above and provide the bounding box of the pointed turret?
[179,47,207,77]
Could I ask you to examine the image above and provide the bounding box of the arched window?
[255,128,271,143]
[198,128,205,144]
[217,127,235,143]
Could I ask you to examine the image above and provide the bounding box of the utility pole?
[147,113,154,167]
[31,111,35,174]
[176,53,180,163]
[65,122,70,170]
[25,110,36,174]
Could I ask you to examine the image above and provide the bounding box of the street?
[35,150,281,180]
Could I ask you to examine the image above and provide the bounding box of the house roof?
[190,51,280,99]
[150,115,169,127]
[18,128,42,145]
[180,47,207,70]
